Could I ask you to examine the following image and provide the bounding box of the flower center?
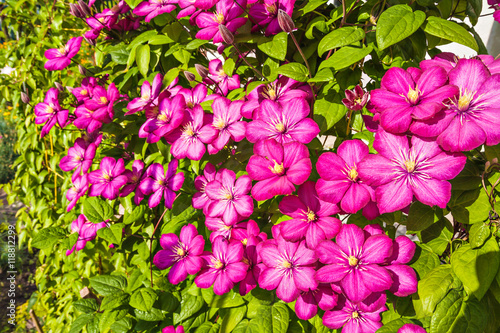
[270,161,285,175]
[131,175,139,183]
[348,167,358,181]
[404,160,416,173]
[183,124,195,137]
[351,311,360,319]
[186,101,194,108]
[275,123,286,133]
[213,259,224,269]
[150,106,160,117]
[141,93,150,101]
[281,259,292,269]
[214,118,226,130]
[58,46,67,55]
[306,209,316,222]
[157,179,165,186]
[406,86,420,105]
[214,12,225,24]
[266,3,277,14]
[103,173,112,181]
[100,96,108,104]
[46,106,54,114]
[242,257,250,265]
[157,114,169,122]
[348,256,358,267]
[457,89,475,112]
[241,238,248,246]
[81,89,88,96]
[176,247,186,257]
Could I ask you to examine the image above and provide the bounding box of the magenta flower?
[316,140,375,214]
[238,235,262,295]
[66,214,107,256]
[246,139,312,201]
[279,181,341,249]
[59,138,97,176]
[410,59,500,152]
[66,174,89,212]
[369,66,458,134]
[126,73,163,115]
[153,224,205,284]
[259,237,317,302]
[195,0,247,44]
[358,130,466,213]
[120,160,146,205]
[242,76,312,119]
[205,168,254,225]
[166,105,218,161]
[195,237,248,295]
[139,160,185,208]
[72,77,97,103]
[248,0,295,35]
[384,236,418,297]
[205,217,247,241]
[207,97,247,154]
[162,326,184,333]
[34,88,69,137]
[246,99,319,144]
[295,284,338,320]
[316,224,393,303]
[178,84,213,110]
[84,83,119,120]
[133,0,177,22]
[342,85,369,111]
[44,37,82,71]
[204,59,241,95]
[322,295,387,332]
[398,324,427,333]
[192,162,219,212]
[88,157,128,200]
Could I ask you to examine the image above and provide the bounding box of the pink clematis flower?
[66,214,107,256]
[246,99,319,144]
[195,237,248,295]
[139,160,185,208]
[248,0,295,35]
[398,323,427,333]
[72,77,97,103]
[279,181,341,249]
[384,236,418,297]
[126,73,163,115]
[369,66,458,134]
[207,97,247,154]
[258,237,317,302]
[204,59,241,96]
[120,160,146,205]
[410,59,500,152]
[166,105,218,160]
[322,294,387,332]
[195,0,247,44]
[246,139,312,201]
[205,168,254,225]
[74,83,119,132]
[316,224,393,303]
[358,130,466,214]
[44,37,83,71]
[238,235,263,295]
[88,157,128,200]
[162,326,184,333]
[153,224,205,284]
[34,88,69,137]
[178,84,213,110]
[133,0,177,22]
[192,162,218,212]
[66,174,89,212]
[205,217,247,241]
[59,138,97,176]
[242,76,312,119]
[316,140,375,214]
[295,284,338,320]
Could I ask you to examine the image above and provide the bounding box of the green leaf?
[318,27,365,56]
[110,317,133,333]
[485,143,500,161]
[127,30,158,50]
[406,201,435,232]
[276,63,309,82]
[201,287,245,308]
[376,318,415,332]
[134,307,165,321]
[423,16,478,51]
[272,302,289,333]
[89,275,127,296]
[451,238,500,300]
[318,45,373,71]
[376,5,426,50]
[124,205,146,225]
[233,319,253,333]
[301,0,328,14]
[148,34,175,45]
[257,32,288,61]
[308,68,334,83]
[313,88,348,134]
[69,314,94,333]
[410,243,441,279]
[466,189,491,224]
[195,322,221,333]
[174,292,204,324]
[136,44,151,78]
[186,39,209,50]
[470,222,491,249]
[97,223,123,244]
[129,287,158,312]
[249,305,272,333]
[420,218,452,255]
[418,264,458,316]
[100,292,130,311]
[220,305,247,333]
[223,58,236,76]
[32,227,67,249]
[83,197,113,223]
[73,299,99,314]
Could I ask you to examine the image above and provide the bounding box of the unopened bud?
[195,64,209,79]
[277,9,295,33]
[84,37,96,47]
[184,71,196,82]
[78,65,88,76]
[78,0,91,17]
[69,3,84,18]
[66,86,74,93]
[493,158,499,165]
[54,82,64,92]
[219,25,234,44]
[21,92,30,104]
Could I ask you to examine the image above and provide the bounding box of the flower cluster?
[66,214,108,255]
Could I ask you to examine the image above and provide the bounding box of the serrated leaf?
[73,299,99,313]
[90,275,127,296]
[83,197,113,223]
[276,63,309,82]
[130,287,158,312]
[376,5,426,50]
[69,314,94,333]
[318,27,365,56]
[32,227,67,249]
[257,32,288,61]
[136,44,151,78]
[318,45,372,71]
[423,16,478,51]
[451,238,500,300]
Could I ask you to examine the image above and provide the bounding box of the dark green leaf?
[318,27,365,56]
[318,45,373,71]
[83,197,113,223]
[423,16,478,51]
[406,201,435,232]
[73,299,99,314]
[89,275,127,296]
[257,32,288,61]
[32,227,67,249]
[376,5,426,50]
[100,292,130,311]
[276,63,309,82]
[220,305,247,333]
[129,287,158,312]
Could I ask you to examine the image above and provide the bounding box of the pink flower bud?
[21,92,30,104]
[69,3,85,18]
[184,71,196,82]
[78,0,91,17]
[219,25,235,44]
[195,64,209,79]
[54,82,64,92]
[78,65,88,76]
[277,9,295,33]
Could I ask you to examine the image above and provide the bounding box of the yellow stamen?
[46,106,54,114]
[267,87,277,100]
[100,96,108,104]
[157,114,169,122]
[404,160,416,173]
[141,93,150,101]
[214,118,226,129]
[348,168,358,181]
[281,260,292,269]
[81,89,88,95]
[213,259,224,269]
[351,311,359,319]
[241,238,248,246]
[270,162,285,175]
[266,3,277,14]
[176,247,186,256]
[407,86,419,104]
[184,126,195,137]
[186,101,194,108]
[457,89,475,111]
[214,12,225,24]
[348,256,358,267]
[103,174,111,180]
[275,123,285,133]
[58,46,66,55]
[306,210,316,222]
